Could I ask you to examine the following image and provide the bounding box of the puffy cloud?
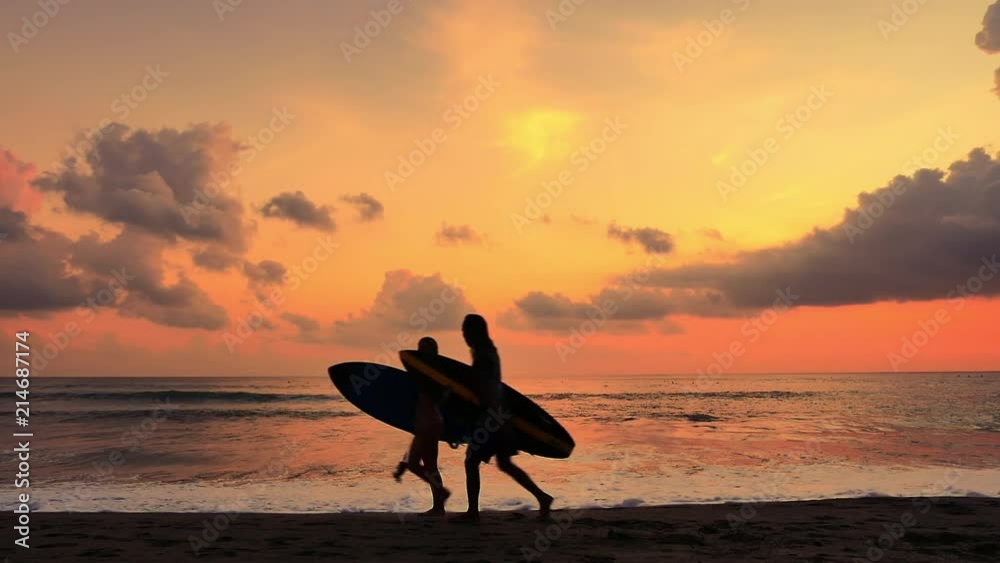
[282,312,320,332]
[0,211,88,311]
[499,285,726,333]
[260,190,335,231]
[33,123,252,250]
[340,192,384,222]
[699,228,724,241]
[977,1,1000,97]
[608,223,675,254]
[243,260,287,286]
[638,149,1000,311]
[333,270,473,345]
[976,1,1000,52]
[434,223,484,246]
[192,247,242,271]
[71,229,228,330]
[281,312,324,343]
[243,259,287,300]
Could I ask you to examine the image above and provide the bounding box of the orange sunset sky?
[2,0,999,378]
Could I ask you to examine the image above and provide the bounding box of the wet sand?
[14,497,999,562]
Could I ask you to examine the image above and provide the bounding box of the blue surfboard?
[327,361,473,444]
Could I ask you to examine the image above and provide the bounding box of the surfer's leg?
[463,454,481,518]
[496,455,553,517]
[418,437,449,513]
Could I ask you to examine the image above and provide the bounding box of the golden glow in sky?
[1,0,999,378]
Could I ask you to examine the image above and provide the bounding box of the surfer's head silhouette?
[461,314,492,348]
[417,336,438,355]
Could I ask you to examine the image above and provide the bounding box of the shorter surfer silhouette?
[456,314,553,522]
[392,336,450,514]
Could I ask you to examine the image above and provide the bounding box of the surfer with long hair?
[457,314,553,522]
[392,336,450,514]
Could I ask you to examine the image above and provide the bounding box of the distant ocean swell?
[40,391,344,404]
[40,389,821,405]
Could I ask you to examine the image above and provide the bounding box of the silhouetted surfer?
[456,314,553,522]
[392,336,450,514]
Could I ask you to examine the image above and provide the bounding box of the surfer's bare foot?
[538,493,554,519]
[426,488,450,515]
[451,511,480,524]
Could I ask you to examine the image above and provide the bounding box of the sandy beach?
[13,497,998,562]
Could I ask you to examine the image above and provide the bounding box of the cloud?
[1,136,236,329]
[71,228,228,330]
[0,149,41,215]
[0,210,89,312]
[976,1,1000,52]
[192,247,242,271]
[33,123,252,251]
[282,312,320,332]
[434,223,484,246]
[977,1,1000,97]
[260,190,335,231]
[243,259,287,300]
[608,223,675,254]
[340,192,384,222]
[698,228,724,241]
[637,149,1000,311]
[333,270,473,345]
[281,312,324,343]
[499,285,726,334]
[243,260,286,286]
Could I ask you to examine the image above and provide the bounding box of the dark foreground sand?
[10,497,998,562]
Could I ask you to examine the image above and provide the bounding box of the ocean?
[4,372,998,513]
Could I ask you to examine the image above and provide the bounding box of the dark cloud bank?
[505,149,1000,332]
